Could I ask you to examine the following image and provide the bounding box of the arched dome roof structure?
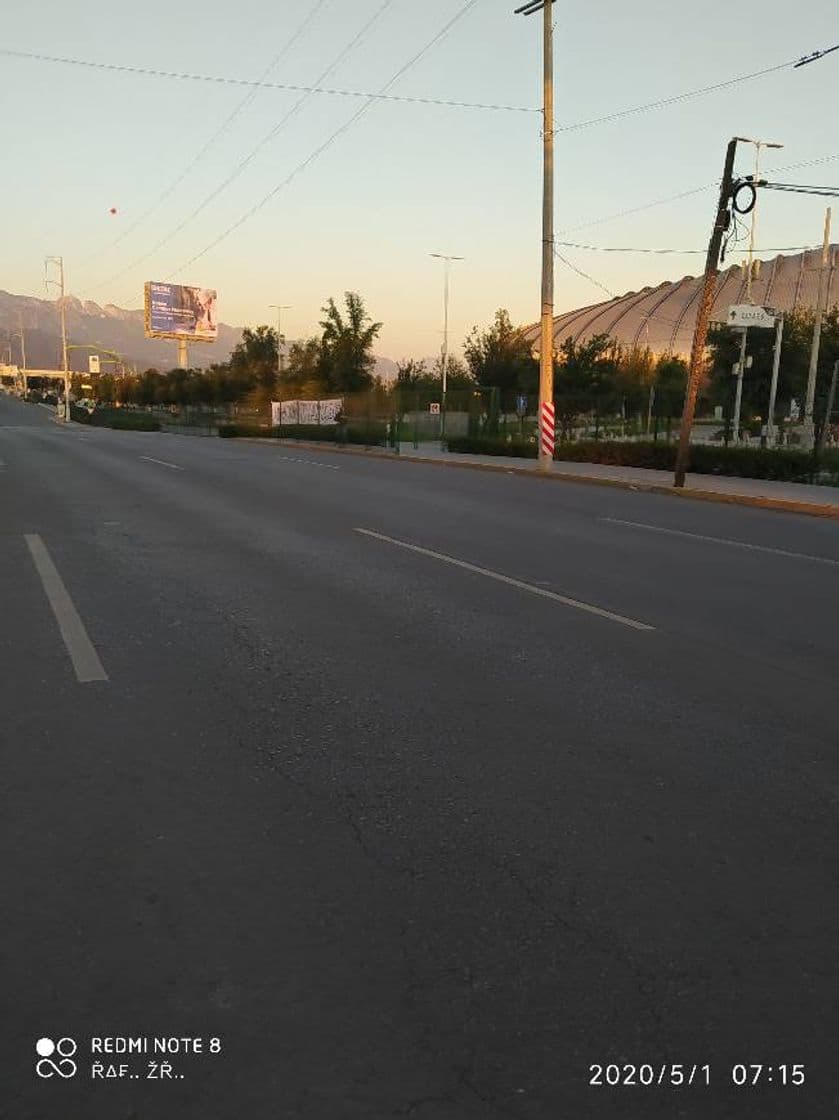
[522,246,839,358]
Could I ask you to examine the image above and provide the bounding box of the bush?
[445,434,537,458]
[81,407,160,431]
[218,422,390,445]
[445,436,839,484]
[218,423,267,438]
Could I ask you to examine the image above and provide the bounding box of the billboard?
[144,282,218,342]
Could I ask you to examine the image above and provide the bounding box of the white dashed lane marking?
[355,528,655,632]
[24,534,108,684]
[602,518,839,567]
[140,456,184,471]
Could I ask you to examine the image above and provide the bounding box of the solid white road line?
[140,455,184,471]
[24,534,108,683]
[603,517,839,567]
[355,528,655,632]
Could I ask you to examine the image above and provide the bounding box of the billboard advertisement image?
[144,282,218,342]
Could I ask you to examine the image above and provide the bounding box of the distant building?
[523,247,839,358]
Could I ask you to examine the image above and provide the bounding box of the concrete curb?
[239,438,839,521]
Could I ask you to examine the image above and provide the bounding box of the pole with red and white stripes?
[540,399,555,459]
[517,0,556,472]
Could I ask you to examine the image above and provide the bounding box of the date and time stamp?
[589,1062,806,1090]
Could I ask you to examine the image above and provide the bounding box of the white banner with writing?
[272,399,343,426]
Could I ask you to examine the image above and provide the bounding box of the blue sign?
[144,282,218,341]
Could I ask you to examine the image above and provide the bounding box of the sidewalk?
[262,438,839,518]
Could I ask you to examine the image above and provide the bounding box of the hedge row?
[445,435,538,458]
[445,436,839,484]
[218,422,389,444]
[70,405,161,431]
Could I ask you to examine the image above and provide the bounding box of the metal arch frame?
[629,277,693,352]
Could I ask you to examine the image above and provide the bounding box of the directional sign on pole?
[727,305,776,329]
[89,354,100,374]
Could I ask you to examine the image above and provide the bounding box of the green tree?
[652,354,687,420]
[229,325,278,401]
[463,308,537,395]
[284,337,324,397]
[432,354,474,389]
[395,359,431,390]
[706,307,839,430]
[554,333,619,437]
[318,292,382,393]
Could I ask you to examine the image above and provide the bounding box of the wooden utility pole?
[674,138,739,487]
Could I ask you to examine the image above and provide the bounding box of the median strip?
[603,517,839,566]
[354,528,655,632]
[24,534,108,683]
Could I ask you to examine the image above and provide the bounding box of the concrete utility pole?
[516,0,555,472]
[17,312,26,371]
[17,312,28,397]
[674,138,740,487]
[430,254,463,443]
[803,207,832,450]
[45,256,70,422]
[816,359,839,455]
[269,304,291,377]
[766,313,784,447]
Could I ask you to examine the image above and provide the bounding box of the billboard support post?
[177,340,189,370]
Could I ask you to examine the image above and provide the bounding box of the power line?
[554,249,617,299]
[7,40,833,132]
[557,240,816,254]
[164,0,482,281]
[557,185,714,235]
[88,0,400,294]
[558,56,805,133]
[0,45,534,115]
[75,0,331,270]
[558,153,839,236]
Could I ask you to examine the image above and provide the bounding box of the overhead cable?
[163,0,481,280]
[75,0,331,269]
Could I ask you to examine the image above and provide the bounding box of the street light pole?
[516,0,555,472]
[269,304,291,378]
[45,256,70,422]
[732,329,748,443]
[430,254,463,443]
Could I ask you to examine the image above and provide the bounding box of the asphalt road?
[1,393,837,1120]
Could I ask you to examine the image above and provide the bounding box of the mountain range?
[0,290,400,379]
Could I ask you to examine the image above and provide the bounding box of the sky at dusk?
[2,0,838,361]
